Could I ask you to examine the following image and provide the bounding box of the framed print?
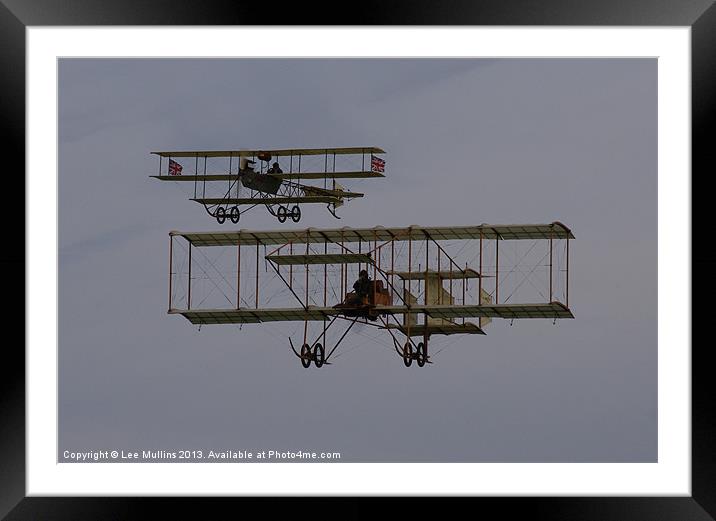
[3,0,714,519]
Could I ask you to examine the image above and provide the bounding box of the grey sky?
[58,58,656,462]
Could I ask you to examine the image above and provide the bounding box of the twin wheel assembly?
[300,342,326,368]
[276,205,301,223]
[214,206,241,224]
[402,341,428,368]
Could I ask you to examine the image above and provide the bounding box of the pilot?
[267,161,283,174]
[350,269,371,305]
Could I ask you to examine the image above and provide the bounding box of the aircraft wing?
[191,196,339,205]
[151,147,385,158]
[411,302,574,319]
[170,301,573,326]
[151,174,240,182]
[171,307,337,325]
[170,223,575,247]
[268,171,384,179]
[151,171,383,181]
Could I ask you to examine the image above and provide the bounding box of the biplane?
[166,222,574,368]
[150,147,386,223]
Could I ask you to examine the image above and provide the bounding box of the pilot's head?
[272,162,280,168]
[359,270,368,278]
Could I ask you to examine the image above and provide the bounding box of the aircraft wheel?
[277,205,287,223]
[216,207,226,224]
[314,343,325,368]
[291,205,301,222]
[402,342,413,367]
[230,206,240,224]
[300,343,311,368]
[416,342,426,367]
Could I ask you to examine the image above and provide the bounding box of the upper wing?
[151,147,385,158]
[151,171,384,181]
[170,223,575,247]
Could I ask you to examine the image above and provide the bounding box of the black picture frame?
[2,1,712,519]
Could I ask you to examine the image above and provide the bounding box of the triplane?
[167,223,574,368]
[151,147,386,224]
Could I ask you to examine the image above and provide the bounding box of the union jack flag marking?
[168,159,183,176]
[370,155,385,173]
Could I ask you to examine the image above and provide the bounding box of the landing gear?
[291,316,356,369]
[229,206,240,224]
[215,206,226,224]
[299,342,326,369]
[277,205,288,223]
[290,205,301,223]
[403,342,413,367]
[402,340,428,367]
[273,205,301,223]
